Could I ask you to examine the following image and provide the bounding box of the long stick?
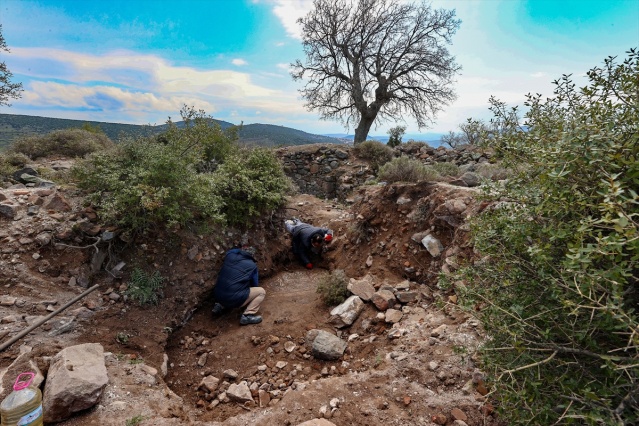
[0,284,100,352]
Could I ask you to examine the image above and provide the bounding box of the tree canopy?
[292,0,460,144]
[0,25,23,106]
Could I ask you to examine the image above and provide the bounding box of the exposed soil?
[1,158,499,426]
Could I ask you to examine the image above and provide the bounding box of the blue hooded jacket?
[214,248,259,308]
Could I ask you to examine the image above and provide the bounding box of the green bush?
[0,151,29,179]
[353,140,393,171]
[126,268,165,305]
[430,161,460,177]
[316,269,349,306]
[378,156,437,183]
[451,50,639,424]
[73,136,224,232]
[212,147,290,226]
[9,129,114,159]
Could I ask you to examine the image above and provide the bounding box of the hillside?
[0,113,344,149]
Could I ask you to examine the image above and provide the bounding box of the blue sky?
[0,0,637,136]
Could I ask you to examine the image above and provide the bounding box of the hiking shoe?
[211,303,226,316]
[240,314,262,325]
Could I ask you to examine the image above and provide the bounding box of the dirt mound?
[1,159,498,425]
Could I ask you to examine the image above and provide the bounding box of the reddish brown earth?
[0,159,499,426]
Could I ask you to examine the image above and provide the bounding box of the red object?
[306,263,313,269]
[324,233,333,242]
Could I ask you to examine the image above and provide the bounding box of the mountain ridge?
[0,113,345,149]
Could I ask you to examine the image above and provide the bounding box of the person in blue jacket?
[212,246,265,325]
[285,219,333,269]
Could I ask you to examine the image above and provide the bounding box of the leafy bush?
[452,50,639,424]
[316,269,349,306]
[9,128,114,159]
[353,140,393,171]
[378,156,437,183]
[430,161,460,177]
[212,147,290,226]
[73,136,224,232]
[0,151,29,179]
[386,125,406,148]
[126,268,165,305]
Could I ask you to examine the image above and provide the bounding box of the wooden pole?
[0,284,100,352]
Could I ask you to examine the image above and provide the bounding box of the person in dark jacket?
[212,246,265,325]
[285,219,333,269]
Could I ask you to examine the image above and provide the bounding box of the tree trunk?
[353,115,376,144]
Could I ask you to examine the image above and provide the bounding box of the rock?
[197,352,208,367]
[396,291,418,304]
[258,389,271,407]
[223,369,238,380]
[226,383,253,403]
[431,324,447,337]
[275,361,288,369]
[44,193,71,212]
[460,171,481,187]
[308,329,347,360]
[384,309,403,324]
[161,354,169,377]
[199,376,220,393]
[365,255,373,268]
[396,196,412,205]
[428,361,440,371]
[421,234,444,257]
[0,295,17,306]
[329,296,364,328]
[284,341,296,353]
[0,203,19,219]
[43,343,109,423]
[347,276,375,301]
[371,289,396,311]
[432,413,448,425]
[451,407,468,422]
[296,420,337,426]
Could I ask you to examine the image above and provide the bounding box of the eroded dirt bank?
[1,169,497,425]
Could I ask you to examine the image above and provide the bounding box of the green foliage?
[353,140,394,172]
[73,106,289,233]
[429,161,460,177]
[125,415,145,426]
[80,122,104,134]
[9,129,114,159]
[212,146,290,226]
[73,135,224,232]
[386,125,406,148]
[378,156,438,183]
[452,50,639,424]
[316,269,350,306]
[126,268,165,306]
[0,151,29,179]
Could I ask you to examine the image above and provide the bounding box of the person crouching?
[212,246,265,325]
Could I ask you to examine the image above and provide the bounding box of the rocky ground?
[0,156,499,425]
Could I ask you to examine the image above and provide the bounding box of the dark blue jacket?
[291,223,329,265]
[214,249,259,308]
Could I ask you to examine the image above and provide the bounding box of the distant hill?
[324,132,444,147]
[0,113,344,149]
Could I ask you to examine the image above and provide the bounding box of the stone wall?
[276,143,493,200]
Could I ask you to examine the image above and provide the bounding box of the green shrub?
[353,140,393,171]
[126,268,165,306]
[9,129,114,159]
[212,147,290,226]
[316,270,349,306]
[73,136,224,232]
[378,156,437,183]
[451,50,639,424]
[430,161,460,177]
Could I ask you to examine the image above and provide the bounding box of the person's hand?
[306,263,313,270]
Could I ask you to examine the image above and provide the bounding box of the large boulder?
[308,330,347,361]
[43,343,108,423]
[329,296,364,328]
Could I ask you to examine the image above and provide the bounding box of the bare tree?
[0,25,23,106]
[292,0,461,144]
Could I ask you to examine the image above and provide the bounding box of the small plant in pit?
[115,332,130,345]
[125,415,145,426]
[316,269,349,306]
[378,156,437,183]
[125,268,165,306]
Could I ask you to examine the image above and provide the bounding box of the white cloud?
[531,72,547,78]
[270,0,313,40]
[276,63,291,71]
[232,58,248,66]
